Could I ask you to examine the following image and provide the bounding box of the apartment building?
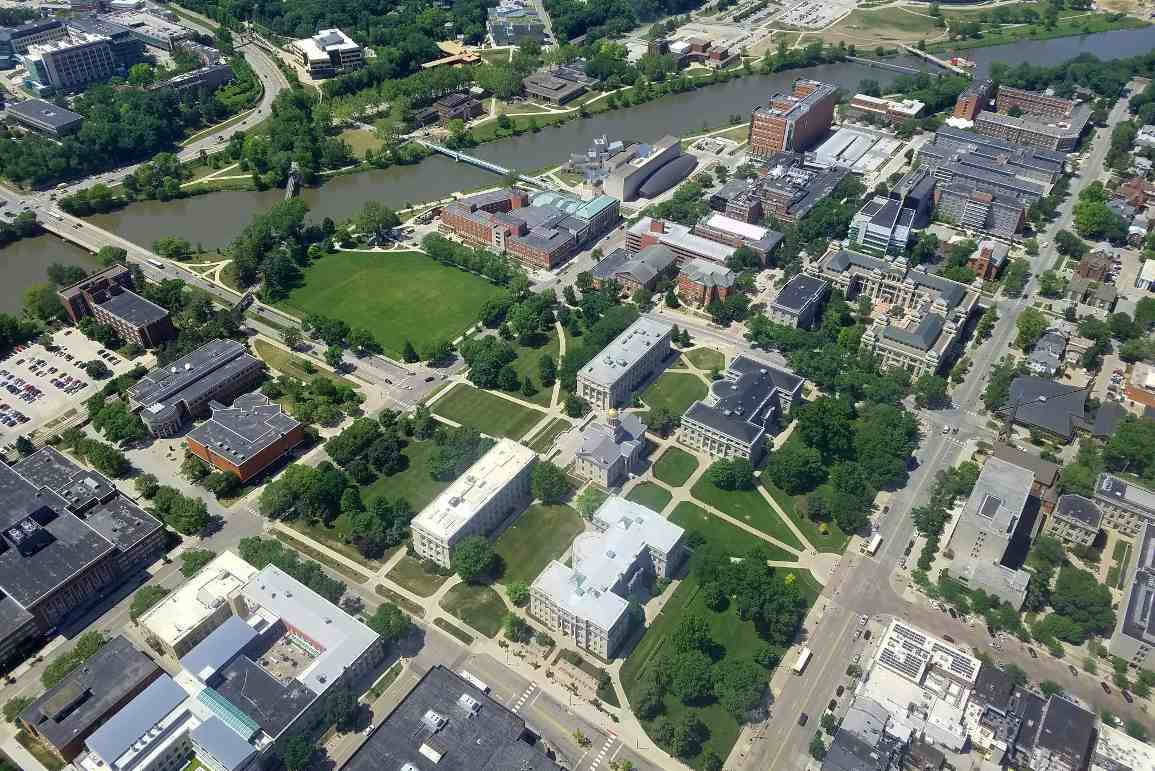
[995,85,1077,120]
[945,457,1035,609]
[679,356,803,463]
[749,79,837,157]
[1094,473,1155,538]
[530,496,684,659]
[768,273,828,329]
[575,317,673,411]
[573,409,645,488]
[58,263,173,347]
[1112,522,1155,667]
[1044,494,1103,547]
[974,106,1090,152]
[953,78,993,121]
[410,439,536,568]
[127,339,264,437]
[677,258,736,307]
[935,182,1027,238]
[22,31,116,93]
[292,28,362,78]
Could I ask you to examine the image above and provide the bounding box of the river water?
[2,26,1153,311]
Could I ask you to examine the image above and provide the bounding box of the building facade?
[768,273,828,328]
[23,32,116,92]
[749,79,837,157]
[185,392,304,482]
[573,410,645,488]
[1111,522,1155,667]
[1044,494,1102,547]
[58,263,173,347]
[677,258,736,307]
[1094,474,1155,538]
[410,439,536,568]
[575,318,673,411]
[292,28,362,77]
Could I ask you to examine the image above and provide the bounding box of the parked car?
[1102,682,1112,694]
[1123,690,1134,703]
[828,699,837,711]
[1069,665,1079,677]
[798,713,808,727]
[836,685,844,697]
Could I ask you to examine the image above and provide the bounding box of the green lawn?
[276,250,506,358]
[495,503,585,585]
[509,329,561,406]
[433,617,475,645]
[273,530,370,583]
[762,478,849,553]
[386,554,450,597]
[683,347,725,372]
[642,372,707,416]
[527,418,571,454]
[669,502,795,563]
[626,482,673,513]
[252,339,356,388]
[441,583,507,637]
[287,517,388,570]
[16,731,64,771]
[375,584,425,618]
[361,438,451,512]
[432,384,546,439]
[690,479,802,551]
[652,447,699,488]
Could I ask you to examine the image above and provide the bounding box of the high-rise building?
[749,79,836,157]
[292,28,362,78]
[22,31,115,92]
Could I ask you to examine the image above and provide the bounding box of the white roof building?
[294,28,359,63]
[1092,721,1155,771]
[139,550,257,654]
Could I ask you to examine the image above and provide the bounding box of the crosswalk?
[511,683,537,713]
[587,736,615,771]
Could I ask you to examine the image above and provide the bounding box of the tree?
[507,580,530,606]
[84,359,112,379]
[452,536,498,584]
[282,327,302,349]
[531,461,569,503]
[766,441,824,495]
[41,631,107,688]
[708,458,754,490]
[714,658,767,718]
[913,374,949,409]
[668,649,714,704]
[324,345,344,369]
[1039,680,1064,697]
[280,735,314,771]
[1015,307,1049,351]
[355,200,400,238]
[539,354,556,386]
[565,395,589,417]
[810,734,827,760]
[180,549,217,577]
[129,585,169,621]
[401,339,419,363]
[505,614,533,643]
[3,696,32,725]
[366,602,413,646]
[575,486,608,519]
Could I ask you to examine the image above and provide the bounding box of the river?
[2,26,1152,312]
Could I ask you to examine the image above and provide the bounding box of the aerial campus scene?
[0,0,1153,770]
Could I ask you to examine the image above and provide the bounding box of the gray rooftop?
[6,98,83,130]
[127,339,260,411]
[577,412,645,469]
[94,288,169,327]
[186,392,301,466]
[212,654,316,737]
[1034,695,1096,766]
[21,635,160,753]
[180,615,257,683]
[773,273,828,312]
[1054,494,1102,529]
[85,674,187,763]
[991,443,1058,488]
[189,717,256,771]
[1000,377,1089,438]
[882,313,945,352]
[342,665,560,771]
[682,356,803,445]
[579,317,672,388]
[590,244,676,286]
[680,258,735,289]
[1120,523,1155,646]
[1097,474,1155,518]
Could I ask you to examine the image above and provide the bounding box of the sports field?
[275,250,506,358]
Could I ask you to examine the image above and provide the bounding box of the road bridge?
[416,141,545,187]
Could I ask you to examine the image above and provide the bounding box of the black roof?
[773,273,828,312]
[1000,377,1089,439]
[21,635,160,752]
[1034,695,1096,765]
[973,663,1015,710]
[682,356,802,444]
[882,313,944,352]
[6,99,83,130]
[128,339,260,410]
[342,666,560,771]
[1055,494,1103,529]
[94,289,169,327]
[211,655,316,738]
[1092,401,1127,438]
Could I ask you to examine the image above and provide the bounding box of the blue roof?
[180,615,257,681]
[190,717,256,770]
[85,675,187,763]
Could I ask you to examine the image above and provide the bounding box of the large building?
[602,135,690,202]
[677,258,736,307]
[679,356,803,463]
[922,126,1066,186]
[292,28,362,78]
[0,447,164,667]
[522,61,598,105]
[138,550,258,658]
[590,245,677,293]
[810,249,977,377]
[846,93,924,126]
[5,97,84,136]
[100,10,192,50]
[486,0,547,46]
[710,152,848,225]
[22,31,116,93]
[991,442,1059,514]
[692,212,782,261]
[974,105,1090,152]
[0,19,66,65]
[952,78,993,121]
[186,392,304,482]
[626,217,734,265]
[1027,695,1097,771]
[749,79,837,157]
[575,317,673,411]
[342,666,561,771]
[1093,720,1155,771]
[935,182,1027,237]
[573,409,646,488]
[945,457,1035,609]
[58,263,173,347]
[410,439,536,568]
[80,674,201,771]
[1112,521,1155,667]
[66,16,143,66]
[127,339,264,437]
[1045,494,1103,547]
[768,273,828,329]
[530,496,684,658]
[20,636,161,762]
[1095,473,1155,538]
[847,168,935,256]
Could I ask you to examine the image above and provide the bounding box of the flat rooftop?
[628,217,734,262]
[411,438,536,542]
[6,98,83,130]
[95,288,168,327]
[139,550,257,646]
[127,339,258,411]
[578,316,672,389]
[186,392,301,466]
[773,273,828,312]
[1097,473,1155,517]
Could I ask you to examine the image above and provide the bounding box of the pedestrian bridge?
[416,141,544,187]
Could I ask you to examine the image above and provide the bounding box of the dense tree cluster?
[133,276,246,367]
[990,48,1155,103]
[909,461,981,571]
[422,233,527,287]
[238,536,346,603]
[262,372,362,426]
[559,304,640,391]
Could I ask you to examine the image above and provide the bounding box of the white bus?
[792,647,812,675]
[148,259,165,270]
[867,533,883,556]
[458,670,490,693]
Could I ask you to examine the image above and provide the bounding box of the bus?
[792,647,812,675]
[458,670,490,693]
[148,259,165,270]
[866,533,883,556]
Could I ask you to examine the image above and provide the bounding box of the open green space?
[669,502,795,563]
[762,477,849,553]
[626,482,673,513]
[360,438,451,513]
[642,372,707,416]
[252,339,356,388]
[286,517,387,571]
[652,447,699,488]
[386,554,450,597]
[527,418,571,454]
[931,9,1145,51]
[433,617,475,645]
[432,384,546,440]
[1108,541,1133,589]
[272,530,370,583]
[16,731,64,771]
[375,584,425,618]
[690,479,802,551]
[441,583,507,637]
[276,250,506,358]
[683,347,725,372]
[339,127,384,157]
[508,328,561,406]
[367,662,403,700]
[496,503,585,585]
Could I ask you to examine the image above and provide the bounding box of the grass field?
[432,384,546,439]
[669,502,796,563]
[252,339,356,388]
[276,250,506,358]
[433,617,475,645]
[375,584,425,618]
[527,418,571,453]
[653,447,699,488]
[509,329,560,406]
[360,439,450,513]
[495,503,585,585]
[340,127,384,157]
[626,482,673,513]
[367,662,402,700]
[386,554,450,597]
[683,347,725,371]
[691,479,802,551]
[273,530,370,583]
[441,583,507,637]
[1108,541,1133,589]
[762,478,848,553]
[818,7,940,46]
[642,372,707,416]
[286,517,387,570]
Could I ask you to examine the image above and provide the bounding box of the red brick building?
[995,85,1076,120]
[677,258,736,306]
[953,78,993,121]
[749,79,836,158]
[185,392,304,482]
[966,239,1009,280]
[57,263,174,347]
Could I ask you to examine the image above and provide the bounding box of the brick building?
[677,258,735,306]
[749,79,836,157]
[846,93,924,126]
[966,239,1010,280]
[692,213,782,262]
[994,85,1077,121]
[185,392,304,482]
[953,78,993,121]
[58,263,173,347]
[1075,250,1112,281]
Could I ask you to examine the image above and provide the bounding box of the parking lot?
[0,329,141,448]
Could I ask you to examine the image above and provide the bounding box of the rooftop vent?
[421,710,447,733]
